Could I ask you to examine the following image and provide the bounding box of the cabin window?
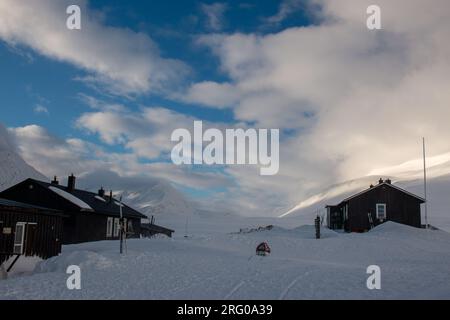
[106,217,113,237]
[13,222,26,254]
[376,203,386,220]
[123,218,127,233]
[127,220,134,233]
[113,218,119,237]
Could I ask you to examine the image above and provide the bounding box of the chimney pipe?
[109,190,113,202]
[386,178,392,184]
[378,178,384,184]
[98,187,105,197]
[67,174,76,192]
[51,176,59,185]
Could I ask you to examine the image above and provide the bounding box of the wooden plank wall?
[0,208,63,265]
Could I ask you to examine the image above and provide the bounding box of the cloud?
[265,0,305,25]
[201,2,228,31]
[9,124,231,194]
[9,125,104,176]
[0,0,189,95]
[33,104,49,115]
[185,0,450,213]
[0,123,17,152]
[76,106,200,158]
[181,81,239,108]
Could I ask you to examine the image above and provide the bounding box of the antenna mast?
[423,137,428,229]
[119,195,124,254]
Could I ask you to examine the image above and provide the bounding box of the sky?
[1,0,450,217]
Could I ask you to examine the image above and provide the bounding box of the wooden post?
[119,196,123,254]
[315,216,321,239]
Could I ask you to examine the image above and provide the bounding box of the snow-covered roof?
[95,195,106,202]
[14,178,147,219]
[49,186,94,211]
[114,201,124,207]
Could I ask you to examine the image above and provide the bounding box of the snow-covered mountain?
[116,181,198,217]
[76,170,200,219]
[0,124,47,191]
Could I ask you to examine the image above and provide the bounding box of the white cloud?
[184,0,450,213]
[181,81,239,108]
[0,0,189,95]
[265,0,305,25]
[76,106,199,158]
[9,124,231,194]
[9,125,104,176]
[201,2,228,31]
[33,104,49,115]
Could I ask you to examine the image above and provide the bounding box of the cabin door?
[13,222,26,254]
[24,223,37,256]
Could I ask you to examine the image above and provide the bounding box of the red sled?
[256,242,271,256]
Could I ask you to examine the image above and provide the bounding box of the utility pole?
[119,195,124,254]
[423,137,428,229]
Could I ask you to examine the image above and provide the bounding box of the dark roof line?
[28,179,147,219]
[0,198,65,217]
[339,182,426,204]
[141,223,175,233]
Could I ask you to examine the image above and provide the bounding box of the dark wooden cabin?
[0,198,64,266]
[141,216,174,238]
[0,175,147,244]
[326,178,425,232]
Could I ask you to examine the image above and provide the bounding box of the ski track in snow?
[278,271,311,300]
[224,281,246,300]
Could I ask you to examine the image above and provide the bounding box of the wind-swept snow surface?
[1,221,449,299]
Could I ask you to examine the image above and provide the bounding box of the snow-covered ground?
[1,220,450,300]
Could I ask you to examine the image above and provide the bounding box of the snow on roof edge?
[49,186,94,211]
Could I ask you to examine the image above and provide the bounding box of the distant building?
[141,216,174,238]
[0,175,147,244]
[0,198,64,266]
[326,178,425,232]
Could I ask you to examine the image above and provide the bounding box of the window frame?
[106,217,113,237]
[13,222,26,254]
[127,219,133,233]
[113,218,120,237]
[376,203,387,220]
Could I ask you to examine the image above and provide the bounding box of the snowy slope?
[1,221,449,299]
[118,181,198,217]
[77,170,200,219]
[0,124,47,191]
